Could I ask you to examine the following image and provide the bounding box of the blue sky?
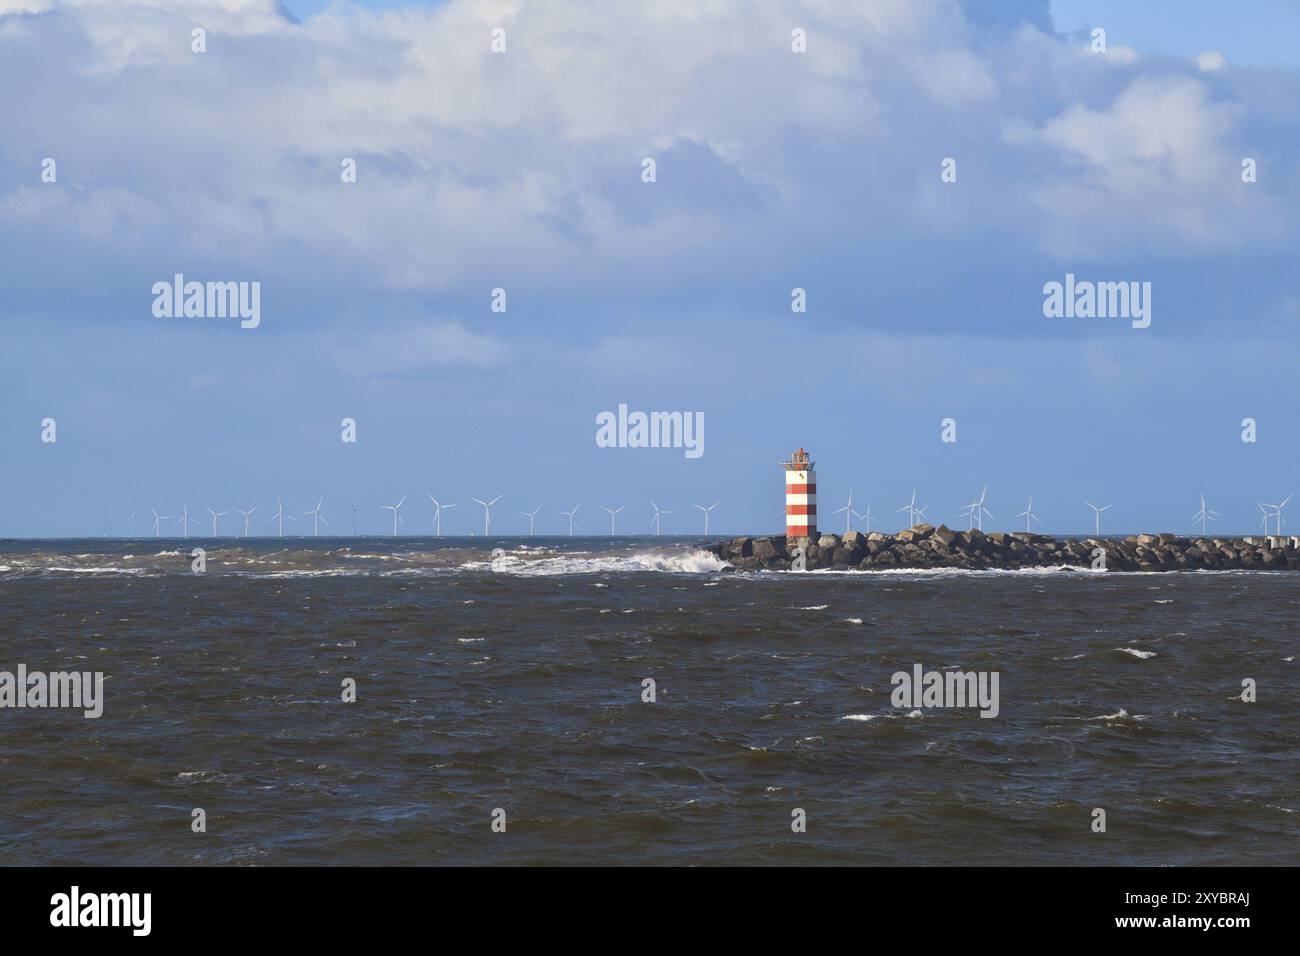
[1,0,1297,538]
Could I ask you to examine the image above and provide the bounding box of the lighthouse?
[780,447,817,540]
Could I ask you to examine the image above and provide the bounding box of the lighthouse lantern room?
[780,447,817,539]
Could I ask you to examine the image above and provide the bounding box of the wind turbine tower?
[832,490,855,534]
[174,503,199,539]
[234,506,258,537]
[519,506,541,536]
[694,501,719,536]
[204,506,229,537]
[269,498,295,537]
[302,498,327,536]
[471,495,502,536]
[600,505,626,535]
[1015,497,1040,533]
[1191,493,1221,536]
[558,504,580,536]
[380,496,406,537]
[428,495,458,537]
[650,501,673,535]
[1085,501,1113,536]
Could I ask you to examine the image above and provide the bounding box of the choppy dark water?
[1,537,1296,866]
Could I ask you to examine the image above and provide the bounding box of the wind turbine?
[895,489,925,528]
[1191,493,1221,536]
[234,505,258,537]
[960,485,994,532]
[1260,494,1292,536]
[149,507,171,538]
[558,504,580,536]
[694,501,719,535]
[650,501,673,535]
[349,499,359,536]
[470,495,502,536]
[123,510,136,537]
[1085,500,1112,536]
[427,495,458,537]
[204,506,230,537]
[301,498,327,536]
[173,503,199,539]
[832,490,855,534]
[852,500,877,532]
[518,506,541,536]
[380,495,406,537]
[1014,497,1040,532]
[268,498,295,537]
[600,505,626,535]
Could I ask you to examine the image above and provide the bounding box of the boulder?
[932,525,957,547]
[751,537,782,561]
[727,537,753,557]
[818,534,840,550]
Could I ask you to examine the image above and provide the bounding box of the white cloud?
[1196,50,1227,73]
[0,0,1294,303]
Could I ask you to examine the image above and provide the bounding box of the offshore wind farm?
[39,454,1292,554]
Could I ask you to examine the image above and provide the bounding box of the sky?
[1,0,1297,538]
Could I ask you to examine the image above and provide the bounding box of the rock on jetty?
[703,526,1300,572]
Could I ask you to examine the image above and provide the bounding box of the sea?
[1,536,1296,866]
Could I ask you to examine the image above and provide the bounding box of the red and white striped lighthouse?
[781,447,817,539]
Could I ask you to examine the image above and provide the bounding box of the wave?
[464,549,727,576]
[1116,647,1157,659]
[1085,709,1147,721]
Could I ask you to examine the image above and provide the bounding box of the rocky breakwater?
[703,526,1300,572]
